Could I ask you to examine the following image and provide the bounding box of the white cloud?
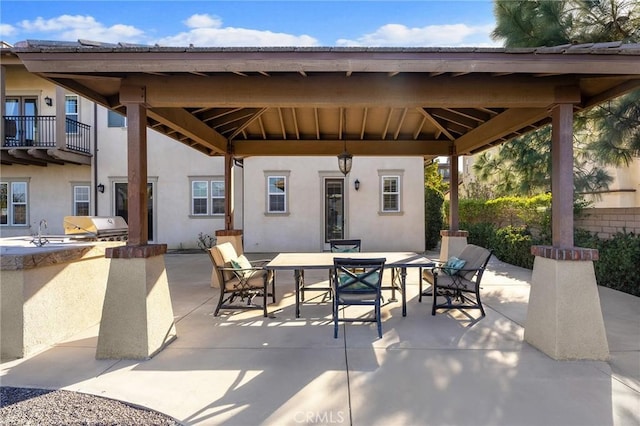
[337,23,499,47]
[0,23,17,39]
[157,27,318,47]
[16,15,144,44]
[156,15,318,47]
[184,14,222,29]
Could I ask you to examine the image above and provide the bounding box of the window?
[381,175,400,213]
[107,110,126,127]
[65,95,79,134]
[190,178,225,216]
[267,175,287,213]
[73,185,90,216]
[1,181,28,226]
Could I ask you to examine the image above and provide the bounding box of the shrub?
[197,232,216,252]
[493,226,535,269]
[592,232,640,297]
[424,186,444,249]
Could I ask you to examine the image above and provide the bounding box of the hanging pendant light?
[337,109,352,175]
[337,142,352,175]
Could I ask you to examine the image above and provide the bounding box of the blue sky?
[1,1,501,47]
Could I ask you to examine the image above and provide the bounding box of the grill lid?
[64,216,128,237]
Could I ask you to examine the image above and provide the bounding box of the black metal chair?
[209,242,275,317]
[329,239,362,253]
[419,244,492,317]
[332,257,386,338]
[300,239,363,303]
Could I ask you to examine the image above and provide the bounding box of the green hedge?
[454,196,639,297]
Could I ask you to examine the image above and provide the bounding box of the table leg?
[294,269,304,318]
[400,267,407,317]
[389,268,399,302]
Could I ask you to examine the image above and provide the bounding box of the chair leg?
[376,301,382,338]
[431,285,437,316]
[476,286,486,317]
[214,289,225,316]
[333,297,339,338]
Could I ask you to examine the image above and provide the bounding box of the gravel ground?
[0,387,180,425]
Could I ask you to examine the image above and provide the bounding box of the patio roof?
[10,40,640,160]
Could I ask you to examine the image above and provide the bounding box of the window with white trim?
[190,178,225,216]
[381,175,400,212]
[1,181,28,226]
[73,185,90,216]
[65,95,79,134]
[267,175,287,213]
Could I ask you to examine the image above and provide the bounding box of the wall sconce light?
[97,183,105,193]
[44,96,53,107]
[354,179,360,191]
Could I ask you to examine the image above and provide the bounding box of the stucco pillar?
[526,104,608,360]
[97,245,176,359]
[439,230,468,261]
[525,248,608,360]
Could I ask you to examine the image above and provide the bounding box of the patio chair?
[332,257,386,338]
[300,239,363,303]
[419,244,492,317]
[209,242,276,317]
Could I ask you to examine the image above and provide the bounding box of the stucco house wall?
[94,106,229,249]
[242,156,425,253]
[0,164,91,237]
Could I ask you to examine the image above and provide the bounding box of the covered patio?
[1,251,639,425]
[7,40,640,361]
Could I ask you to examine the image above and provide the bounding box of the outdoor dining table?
[265,252,435,318]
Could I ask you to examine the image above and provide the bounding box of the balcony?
[2,116,92,166]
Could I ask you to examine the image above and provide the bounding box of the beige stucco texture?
[96,255,177,359]
[525,256,610,360]
[1,243,118,360]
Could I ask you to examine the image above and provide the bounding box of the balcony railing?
[2,115,91,154]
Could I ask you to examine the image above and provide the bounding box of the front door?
[324,178,344,243]
[114,182,154,241]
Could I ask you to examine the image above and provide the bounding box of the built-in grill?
[63,216,128,241]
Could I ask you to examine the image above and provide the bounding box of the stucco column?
[525,103,608,360]
[96,86,176,359]
[97,245,176,359]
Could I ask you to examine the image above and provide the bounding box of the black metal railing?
[2,115,91,154]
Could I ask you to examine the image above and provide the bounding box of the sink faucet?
[31,219,49,247]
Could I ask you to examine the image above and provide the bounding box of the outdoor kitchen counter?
[0,240,98,270]
[0,240,125,361]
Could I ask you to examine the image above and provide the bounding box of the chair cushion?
[223,270,268,291]
[338,271,380,290]
[211,242,240,282]
[442,256,466,276]
[231,254,254,278]
[458,244,491,280]
[433,273,474,291]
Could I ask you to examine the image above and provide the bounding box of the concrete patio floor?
[1,251,639,425]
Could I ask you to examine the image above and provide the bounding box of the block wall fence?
[575,207,640,239]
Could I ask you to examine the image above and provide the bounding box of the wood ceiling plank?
[148,107,228,155]
[234,139,451,156]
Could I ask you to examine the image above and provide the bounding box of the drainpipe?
[93,102,99,214]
